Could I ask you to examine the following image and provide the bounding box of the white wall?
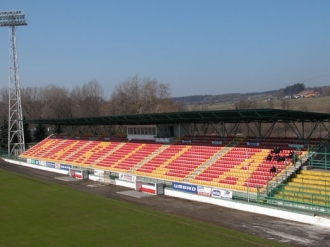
[165,189,330,227]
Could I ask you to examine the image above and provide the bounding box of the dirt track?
[1,159,329,247]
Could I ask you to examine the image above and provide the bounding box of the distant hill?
[172,83,325,105]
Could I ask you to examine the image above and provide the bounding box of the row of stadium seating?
[20,135,307,193]
[272,170,330,206]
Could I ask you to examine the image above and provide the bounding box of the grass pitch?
[0,169,286,247]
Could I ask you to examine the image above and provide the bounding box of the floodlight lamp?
[0,10,27,27]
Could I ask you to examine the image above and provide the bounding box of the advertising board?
[39,160,46,166]
[172,182,197,194]
[60,164,72,170]
[46,162,55,168]
[94,169,105,176]
[211,188,232,199]
[119,173,136,182]
[197,186,211,196]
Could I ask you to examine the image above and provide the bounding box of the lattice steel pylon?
[0,11,27,156]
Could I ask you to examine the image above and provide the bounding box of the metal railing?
[308,135,330,169]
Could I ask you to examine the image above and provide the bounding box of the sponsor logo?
[94,170,104,176]
[211,189,232,199]
[197,186,211,196]
[172,182,197,194]
[223,190,231,196]
[39,160,46,166]
[46,162,55,168]
[212,189,221,197]
[60,164,72,170]
[119,173,136,182]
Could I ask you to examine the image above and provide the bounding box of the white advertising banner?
[119,173,136,182]
[211,188,233,200]
[39,160,46,166]
[197,186,211,196]
[94,169,104,176]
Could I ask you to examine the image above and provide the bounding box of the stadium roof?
[25,109,330,126]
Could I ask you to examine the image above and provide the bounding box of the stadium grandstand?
[15,109,330,214]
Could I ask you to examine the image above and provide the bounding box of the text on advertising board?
[119,173,136,182]
[211,189,232,199]
[197,186,211,196]
[172,182,197,194]
[39,160,46,166]
[60,164,72,170]
[46,162,55,168]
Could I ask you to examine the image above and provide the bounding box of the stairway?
[129,145,169,173]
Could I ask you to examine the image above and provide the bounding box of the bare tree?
[322,86,330,96]
[41,85,73,118]
[21,87,43,119]
[110,76,140,115]
[70,80,105,117]
[109,75,181,115]
[0,88,9,119]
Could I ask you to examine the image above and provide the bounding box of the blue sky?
[0,0,330,98]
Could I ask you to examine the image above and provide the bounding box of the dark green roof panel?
[25,109,330,126]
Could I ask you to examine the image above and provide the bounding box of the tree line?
[0,75,185,120]
[0,75,185,149]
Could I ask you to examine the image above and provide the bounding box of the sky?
[0,0,330,98]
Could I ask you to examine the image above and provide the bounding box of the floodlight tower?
[0,11,27,156]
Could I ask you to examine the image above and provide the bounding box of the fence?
[308,136,330,169]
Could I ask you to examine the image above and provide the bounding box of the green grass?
[0,169,287,247]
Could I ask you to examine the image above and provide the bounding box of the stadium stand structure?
[263,137,330,212]
[20,134,309,194]
[18,109,330,213]
[268,169,330,211]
